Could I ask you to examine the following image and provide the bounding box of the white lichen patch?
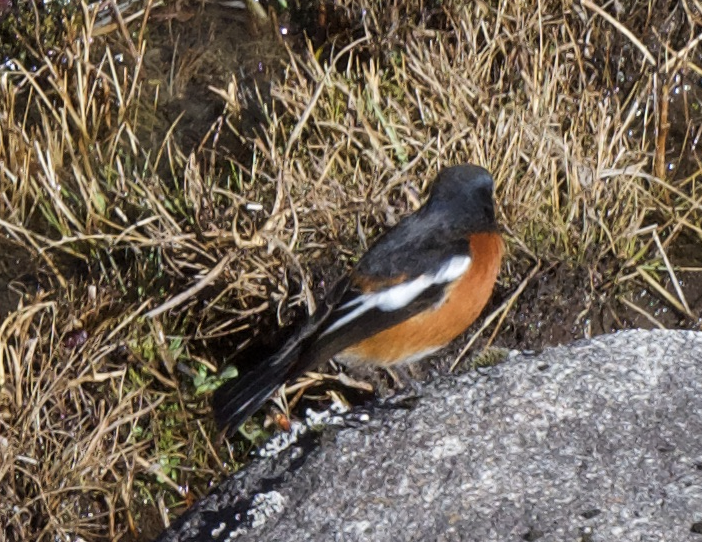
[247,491,286,528]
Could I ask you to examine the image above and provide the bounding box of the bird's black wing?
[352,208,471,281]
[296,221,474,367]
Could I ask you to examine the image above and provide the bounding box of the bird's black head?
[426,164,498,233]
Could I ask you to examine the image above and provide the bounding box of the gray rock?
[156,329,702,542]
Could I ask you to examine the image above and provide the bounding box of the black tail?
[212,338,304,433]
[212,277,352,433]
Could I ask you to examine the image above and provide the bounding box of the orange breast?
[341,232,503,366]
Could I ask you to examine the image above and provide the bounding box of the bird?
[212,164,503,433]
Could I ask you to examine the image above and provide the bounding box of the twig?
[618,296,666,329]
[653,76,670,196]
[651,229,691,315]
[660,31,702,73]
[146,254,234,318]
[450,261,541,372]
[637,266,693,318]
[581,0,656,66]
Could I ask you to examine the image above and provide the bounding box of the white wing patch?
[321,255,471,336]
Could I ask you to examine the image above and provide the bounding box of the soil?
[0,239,38,318]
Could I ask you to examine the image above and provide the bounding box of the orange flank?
[341,232,504,365]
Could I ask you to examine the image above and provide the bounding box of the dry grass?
[1,0,701,539]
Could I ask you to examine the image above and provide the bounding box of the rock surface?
[155,330,702,542]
